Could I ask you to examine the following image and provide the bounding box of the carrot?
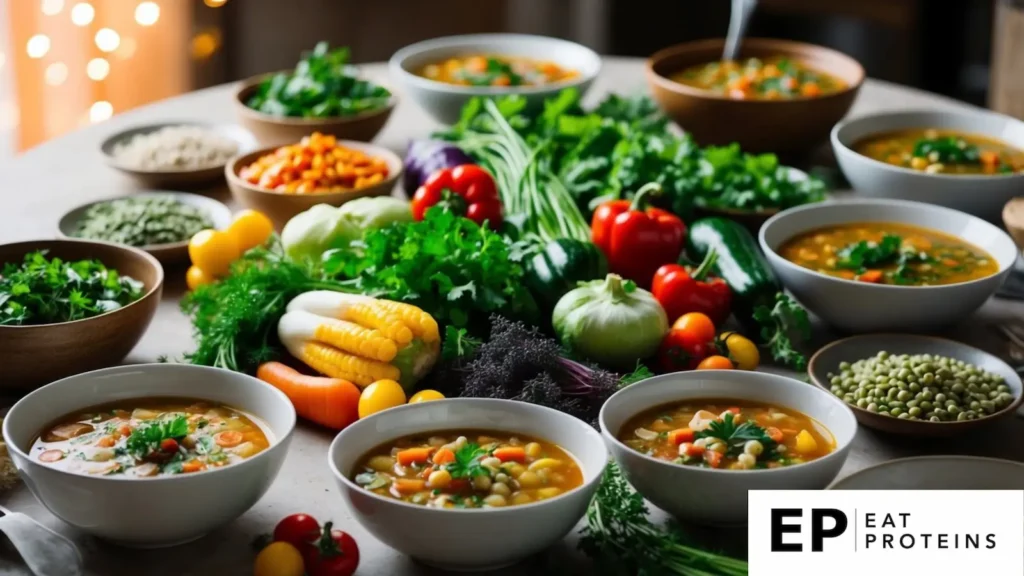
[116,424,132,437]
[38,449,64,463]
[942,258,959,267]
[493,446,527,463]
[182,460,206,474]
[396,447,434,466]
[837,270,856,280]
[704,450,723,468]
[667,428,695,445]
[420,466,435,479]
[800,82,821,97]
[726,407,741,415]
[257,362,360,430]
[95,436,116,448]
[858,270,884,283]
[781,428,799,436]
[394,478,426,494]
[432,448,456,465]
[766,427,784,443]
[680,442,705,457]
[980,150,999,167]
[215,430,243,447]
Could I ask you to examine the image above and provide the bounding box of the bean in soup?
[353,430,583,508]
[853,129,1024,175]
[418,55,578,87]
[619,400,834,470]
[779,223,999,286]
[31,399,271,477]
[669,57,845,100]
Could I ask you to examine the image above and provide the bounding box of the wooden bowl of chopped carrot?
[225,133,403,229]
[647,38,864,155]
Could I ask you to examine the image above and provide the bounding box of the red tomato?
[657,333,709,373]
[671,312,716,347]
[450,165,497,202]
[305,522,360,576]
[273,513,321,553]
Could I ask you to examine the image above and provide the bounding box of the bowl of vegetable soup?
[389,34,601,125]
[832,110,1024,222]
[599,370,857,525]
[328,398,608,571]
[2,364,296,547]
[646,38,863,154]
[760,199,1018,333]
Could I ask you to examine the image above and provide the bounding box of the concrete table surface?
[1,57,1022,576]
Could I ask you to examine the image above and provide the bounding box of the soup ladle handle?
[723,0,759,61]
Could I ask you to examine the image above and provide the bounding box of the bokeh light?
[41,0,65,16]
[70,2,94,26]
[26,35,51,59]
[89,101,113,123]
[95,28,121,52]
[135,2,160,26]
[190,29,221,60]
[44,62,69,86]
[204,0,228,7]
[86,57,110,81]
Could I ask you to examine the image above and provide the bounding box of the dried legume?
[74,196,214,247]
[112,125,239,171]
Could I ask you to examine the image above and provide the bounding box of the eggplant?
[403,140,474,195]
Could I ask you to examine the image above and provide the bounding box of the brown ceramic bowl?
[233,73,396,146]
[646,38,865,154]
[808,334,1024,437]
[225,141,403,229]
[0,239,163,390]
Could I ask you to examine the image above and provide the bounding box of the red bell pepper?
[591,183,685,287]
[411,165,502,229]
[651,249,732,326]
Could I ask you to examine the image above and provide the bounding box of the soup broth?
[31,398,271,477]
[669,56,845,100]
[779,222,999,286]
[418,55,578,87]
[619,399,835,470]
[853,129,1024,175]
[352,430,583,508]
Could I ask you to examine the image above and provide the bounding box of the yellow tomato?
[719,332,760,370]
[188,229,240,277]
[253,542,304,576]
[358,379,407,419]
[409,389,445,404]
[227,210,274,252]
[185,266,215,291]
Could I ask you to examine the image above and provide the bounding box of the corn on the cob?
[278,309,397,362]
[373,299,440,343]
[286,291,413,345]
[292,342,400,387]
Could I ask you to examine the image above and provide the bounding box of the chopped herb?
[125,415,189,459]
[443,443,490,479]
[694,413,778,458]
[195,436,216,455]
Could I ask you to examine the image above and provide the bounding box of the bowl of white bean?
[100,123,259,189]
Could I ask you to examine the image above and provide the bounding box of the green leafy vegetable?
[619,362,654,387]
[579,463,748,575]
[752,293,811,371]
[695,413,778,457]
[442,443,490,479]
[913,136,980,165]
[322,208,538,334]
[442,326,482,362]
[0,251,144,326]
[246,42,390,118]
[836,234,904,270]
[125,415,188,459]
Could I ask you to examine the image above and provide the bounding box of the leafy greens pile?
[246,42,391,118]
[0,251,144,326]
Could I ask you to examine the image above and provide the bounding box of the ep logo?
[771,508,848,552]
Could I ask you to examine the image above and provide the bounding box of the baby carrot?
[493,446,526,463]
[858,270,883,283]
[432,448,456,465]
[766,427,784,443]
[394,478,426,494]
[257,362,361,430]
[396,447,434,466]
[667,428,695,445]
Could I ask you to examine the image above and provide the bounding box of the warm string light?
[86,57,109,80]
[95,28,120,52]
[41,0,65,16]
[70,2,94,26]
[135,2,159,26]
[89,101,113,122]
[44,62,68,86]
[204,0,228,7]
[26,35,50,58]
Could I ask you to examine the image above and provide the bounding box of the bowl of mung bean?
[808,334,1023,436]
[100,122,258,189]
[58,192,232,264]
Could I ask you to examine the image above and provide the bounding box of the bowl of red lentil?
[225,132,403,229]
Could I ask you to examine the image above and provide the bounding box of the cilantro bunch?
[0,251,144,326]
[323,209,539,334]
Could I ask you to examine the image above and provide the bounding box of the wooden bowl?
[225,141,403,229]
[56,191,232,264]
[807,334,1024,437]
[0,240,163,390]
[1002,197,1024,250]
[646,38,864,154]
[234,73,396,146]
[100,122,258,189]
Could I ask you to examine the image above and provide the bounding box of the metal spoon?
[0,506,82,576]
[723,0,759,61]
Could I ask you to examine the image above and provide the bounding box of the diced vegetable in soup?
[619,400,834,469]
[778,223,999,286]
[31,399,271,477]
[669,57,845,100]
[418,55,578,87]
[352,430,583,508]
[853,129,1024,175]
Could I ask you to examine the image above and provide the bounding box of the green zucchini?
[685,217,810,369]
[525,238,609,312]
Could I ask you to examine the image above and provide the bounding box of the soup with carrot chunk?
[417,55,578,87]
[779,223,999,286]
[853,129,1024,175]
[352,430,583,508]
[619,400,834,470]
[31,399,271,477]
[669,57,845,100]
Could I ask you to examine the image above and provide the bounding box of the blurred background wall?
[0,0,1020,155]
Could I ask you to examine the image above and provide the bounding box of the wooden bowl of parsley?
[235,42,395,146]
[0,239,163,390]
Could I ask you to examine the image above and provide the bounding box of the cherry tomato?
[358,379,407,419]
[227,209,274,252]
[273,513,321,552]
[305,523,360,576]
[657,334,709,373]
[696,355,734,370]
[408,389,445,404]
[671,312,716,348]
[718,332,760,371]
[253,541,304,576]
[185,265,216,291]
[188,229,239,277]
